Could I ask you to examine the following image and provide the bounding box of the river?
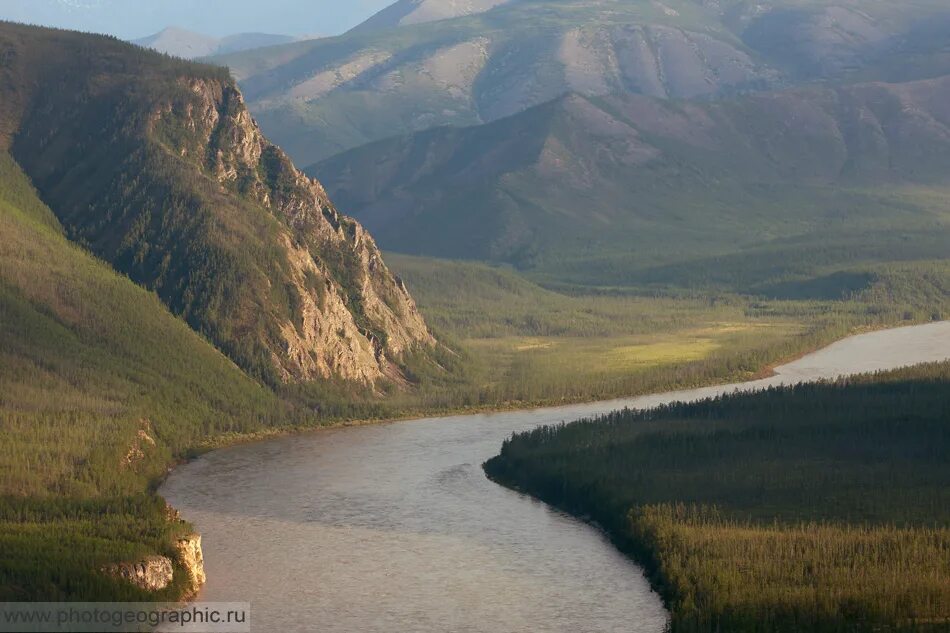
[160,321,950,632]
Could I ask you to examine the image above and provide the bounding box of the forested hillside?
[485,361,950,631]
[0,22,438,601]
[0,21,435,388]
[0,150,292,599]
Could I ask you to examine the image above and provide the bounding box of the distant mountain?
[133,27,299,59]
[348,0,517,34]
[310,76,950,290]
[218,0,950,166]
[0,22,434,386]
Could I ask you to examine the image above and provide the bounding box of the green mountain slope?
[0,150,287,599]
[216,0,950,165]
[0,22,434,387]
[311,77,950,290]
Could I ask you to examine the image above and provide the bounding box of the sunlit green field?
[462,321,804,397]
[386,253,942,406]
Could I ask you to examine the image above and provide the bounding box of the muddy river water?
[161,321,950,632]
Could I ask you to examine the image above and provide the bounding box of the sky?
[0,0,395,39]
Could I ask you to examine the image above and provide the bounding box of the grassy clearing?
[387,253,944,407]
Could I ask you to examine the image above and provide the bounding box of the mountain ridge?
[348,0,518,34]
[217,0,950,165]
[310,73,950,288]
[133,27,299,59]
[0,21,435,385]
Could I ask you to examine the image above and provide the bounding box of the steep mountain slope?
[134,27,297,59]
[0,22,434,386]
[0,149,285,599]
[218,0,950,165]
[311,76,950,289]
[349,0,518,34]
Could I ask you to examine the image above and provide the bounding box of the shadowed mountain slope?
[311,75,950,289]
[349,0,519,34]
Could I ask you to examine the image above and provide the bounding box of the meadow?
[384,253,950,408]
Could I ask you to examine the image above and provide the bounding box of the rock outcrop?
[175,533,206,597]
[104,556,174,592]
[152,77,436,383]
[102,533,205,596]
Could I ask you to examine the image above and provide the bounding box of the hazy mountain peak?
[134,26,219,58]
[133,26,299,59]
[349,0,518,34]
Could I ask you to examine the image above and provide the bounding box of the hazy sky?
[0,0,395,39]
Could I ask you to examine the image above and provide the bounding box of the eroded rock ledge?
[103,532,206,597]
[104,556,174,592]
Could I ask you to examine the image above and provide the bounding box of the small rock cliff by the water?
[176,533,206,597]
[103,533,206,596]
[104,556,175,592]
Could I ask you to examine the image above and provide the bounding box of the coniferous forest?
[485,362,950,631]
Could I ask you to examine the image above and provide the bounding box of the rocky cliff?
[102,534,205,596]
[176,534,206,597]
[104,556,175,592]
[151,77,435,383]
[0,22,434,385]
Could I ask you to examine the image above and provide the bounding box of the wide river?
[161,321,950,632]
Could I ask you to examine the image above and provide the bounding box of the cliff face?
[151,77,435,383]
[175,533,206,597]
[104,556,175,592]
[0,23,434,385]
[102,534,205,596]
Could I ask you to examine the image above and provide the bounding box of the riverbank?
[484,348,950,631]
[185,318,904,455]
[160,318,935,603]
[159,321,950,629]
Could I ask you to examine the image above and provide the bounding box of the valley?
[163,322,950,632]
[384,253,950,407]
[0,0,948,629]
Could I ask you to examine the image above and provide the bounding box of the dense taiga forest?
[485,362,950,631]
